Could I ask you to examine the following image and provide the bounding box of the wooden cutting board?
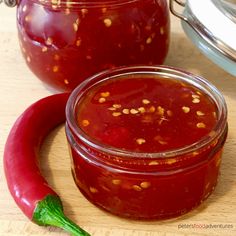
[0,5,236,236]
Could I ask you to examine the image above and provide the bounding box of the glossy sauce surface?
[17,0,169,91]
[77,76,217,152]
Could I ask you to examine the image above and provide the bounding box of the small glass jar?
[65,65,227,220]
[16,0,170,91]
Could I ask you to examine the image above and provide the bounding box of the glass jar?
[170,0,236,76]
[65,65,228,220]
[16,0,170,91]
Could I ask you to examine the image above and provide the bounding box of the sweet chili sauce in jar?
[17,0,169,92]
[65,66,227,220]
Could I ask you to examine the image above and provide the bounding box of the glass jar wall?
[65,66,228,219]
[17,0,170,91]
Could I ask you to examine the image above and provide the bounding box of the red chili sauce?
[69,75,226,219]
[17,0,169,91]
[77,77,217,151]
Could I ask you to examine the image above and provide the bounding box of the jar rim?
[66,65,228,159]
[31,0,141,8]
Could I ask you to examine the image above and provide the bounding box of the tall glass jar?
[16,0,170,91]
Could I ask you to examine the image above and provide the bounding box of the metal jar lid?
[170,0,236,76]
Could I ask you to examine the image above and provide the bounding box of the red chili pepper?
[4,93,90,236]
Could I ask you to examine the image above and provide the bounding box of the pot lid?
[170,0,236,76]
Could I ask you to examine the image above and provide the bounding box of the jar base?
[72,170,217,221]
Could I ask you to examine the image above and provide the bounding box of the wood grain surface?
[0,4,236,236]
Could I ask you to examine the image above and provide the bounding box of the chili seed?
[140,181,151,189]
[42,46,47,52]
[138,107,146,113]
[64,79,69,84]
[108,107,116,111]
[130,109,139,114]
[166,159,176,164]
[142,99,150,105]
[196,111,205,116]
[99,97,106,103]
[73,22,79,32]
[182,106,190,113]
[26,56,31,62]
[122,108,130,114]
[154,135,167,145]
[192,98,200,103]
[146,37,152,44]
[192,94,200,99]
[46,37,53,46]
[112,179,121,185]
[196,122,206,128]
[104,18,112,27]
[82,119,90,127]
[112,112,122,117]
[52,65,59,73]
[209,130,216,137]
[167,110,173,117]
[148,160,159,165]
[136,138,146,145]
[158,140,168,145]
[113,104,121,108]
[157,106,165,116]
[101,92,110,97]
[148,106,156,113]
[132,185,142,191]
[192,151,199,156]
[89,187,98,193]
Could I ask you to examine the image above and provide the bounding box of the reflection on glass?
[214,0,236,23]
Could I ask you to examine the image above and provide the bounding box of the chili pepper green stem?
[33,195,90,236]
